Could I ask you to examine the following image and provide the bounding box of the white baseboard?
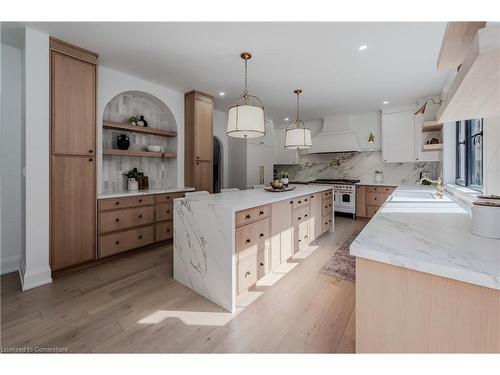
[18,256,52,290]
[1,254,20,275]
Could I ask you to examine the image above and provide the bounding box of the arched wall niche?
[101,90,178,192]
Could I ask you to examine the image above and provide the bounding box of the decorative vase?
[127,178,139,191]
[117,134,130,150]
[281,177,289,186]
[138,115,148,128]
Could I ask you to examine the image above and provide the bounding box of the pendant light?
[285,89,312,149]
[226,52,265,138]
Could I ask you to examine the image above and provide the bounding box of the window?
[456,119,483,190]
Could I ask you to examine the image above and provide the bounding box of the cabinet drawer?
[235,218,270,253]
[367,205,380,218]
[235,204,270,227]
[98,195,154,211]
[366,192,389,207]
[322,190,334,200]
[291,195,311,209]
[294,228,309,253]
[322,199,333,214]
[155,192,185,204]
[237,249,258,294]
[293,205,310,225]
[99,225,154,258]
[156,220,173,242]
[156,202,174,222]
[99,206,155,234]
[367,186,395,194]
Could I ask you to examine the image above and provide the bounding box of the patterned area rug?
[319,228,363,283]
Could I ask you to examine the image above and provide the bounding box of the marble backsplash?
[274,152,441,185]
[101,91,177,192]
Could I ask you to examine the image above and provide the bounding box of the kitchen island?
[173,185,334,312]
[351,186,500,353]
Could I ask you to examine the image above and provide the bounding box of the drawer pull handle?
[259,233,264,238]
[138,214,143,218]
[167,229,170,232]
[115,218,120,222]
[298,200,302,204]
[115,241,120,245]
[259,211,264,215]
[245,271,251,277]
[310,195,314,198]
[167,210,170,214]
[298,239,301,242]
[139,199,142,202]
[259,262,264,267]
[374,197,377,200]
[298,217,302,221]
[88,158,93,162]
[305,199,308,202]
[138,235,143,239]
[115,202,120,205]
[304,214,308,218]
[304,235,308,238]
[290,201,293,204]
[246,239,251,244]
[245,214,251,219]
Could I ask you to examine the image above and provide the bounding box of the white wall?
[97,66,185,191]
[213,110,229,189]
[20,28,51,290]
[1,44,23,274]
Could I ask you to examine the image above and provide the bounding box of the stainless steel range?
[309,179,360,218]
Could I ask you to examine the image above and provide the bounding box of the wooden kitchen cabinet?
[356,185,395,219]
[309,193,322,241]
[270,200,293,268]
[51,48,96,155]
[50,38,98,272]
[185,91,214,192]
[356,185,367,218]
[51,155,96,270]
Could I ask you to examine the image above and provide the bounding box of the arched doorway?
[213,136,223,193]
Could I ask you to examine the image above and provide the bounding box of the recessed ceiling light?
[284,117,289,122]
[358,44,368,51]
[383,100,389,104]
[219,92,225,96]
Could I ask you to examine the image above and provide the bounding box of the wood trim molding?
[49,37,98,64]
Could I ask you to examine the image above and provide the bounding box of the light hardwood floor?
[0,217,364,353]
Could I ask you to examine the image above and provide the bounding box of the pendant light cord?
[296,91,300,122]
[244,58,248,102]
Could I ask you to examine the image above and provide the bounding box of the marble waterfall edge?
[173,199,235,312]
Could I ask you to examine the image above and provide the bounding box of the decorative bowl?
[270,180,284,190]
[146,145,163,152]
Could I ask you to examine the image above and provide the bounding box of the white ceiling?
[22,22,449,122]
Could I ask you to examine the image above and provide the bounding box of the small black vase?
[139,115,148,127]
[117,134,130,150]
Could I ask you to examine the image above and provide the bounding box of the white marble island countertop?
[350,185,500,290]
[98,186,195,199]
[180,184,335,211]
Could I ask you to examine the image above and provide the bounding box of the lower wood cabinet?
[356,185,395,219]
[97,191,186,258]
[51,155,96,271]
[194,160,213,193]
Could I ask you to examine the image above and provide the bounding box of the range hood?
[303,114,361,154]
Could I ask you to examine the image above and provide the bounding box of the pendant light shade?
[227,52,265,138]
[285,89,312,149]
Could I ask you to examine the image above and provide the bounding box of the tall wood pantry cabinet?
[50,38,98,271]
[184,91,214,193]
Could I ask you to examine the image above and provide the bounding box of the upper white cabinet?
[382,107,442,163]
[381,109,415,163]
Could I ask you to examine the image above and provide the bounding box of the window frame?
[455,119,483,191]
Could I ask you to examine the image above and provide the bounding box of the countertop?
[180,184,333,212]
[350,185,500,290]
[98,187,195,199]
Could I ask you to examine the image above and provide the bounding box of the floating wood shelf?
[422,120,443,132]
[103,121,177,137]
[103,149,177,158]
[422,143,443,152]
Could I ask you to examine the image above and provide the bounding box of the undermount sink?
[389,190,452,202]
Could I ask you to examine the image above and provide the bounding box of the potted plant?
[128,115,139,126]
[123,168,141,191]
[279,171,289,186]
